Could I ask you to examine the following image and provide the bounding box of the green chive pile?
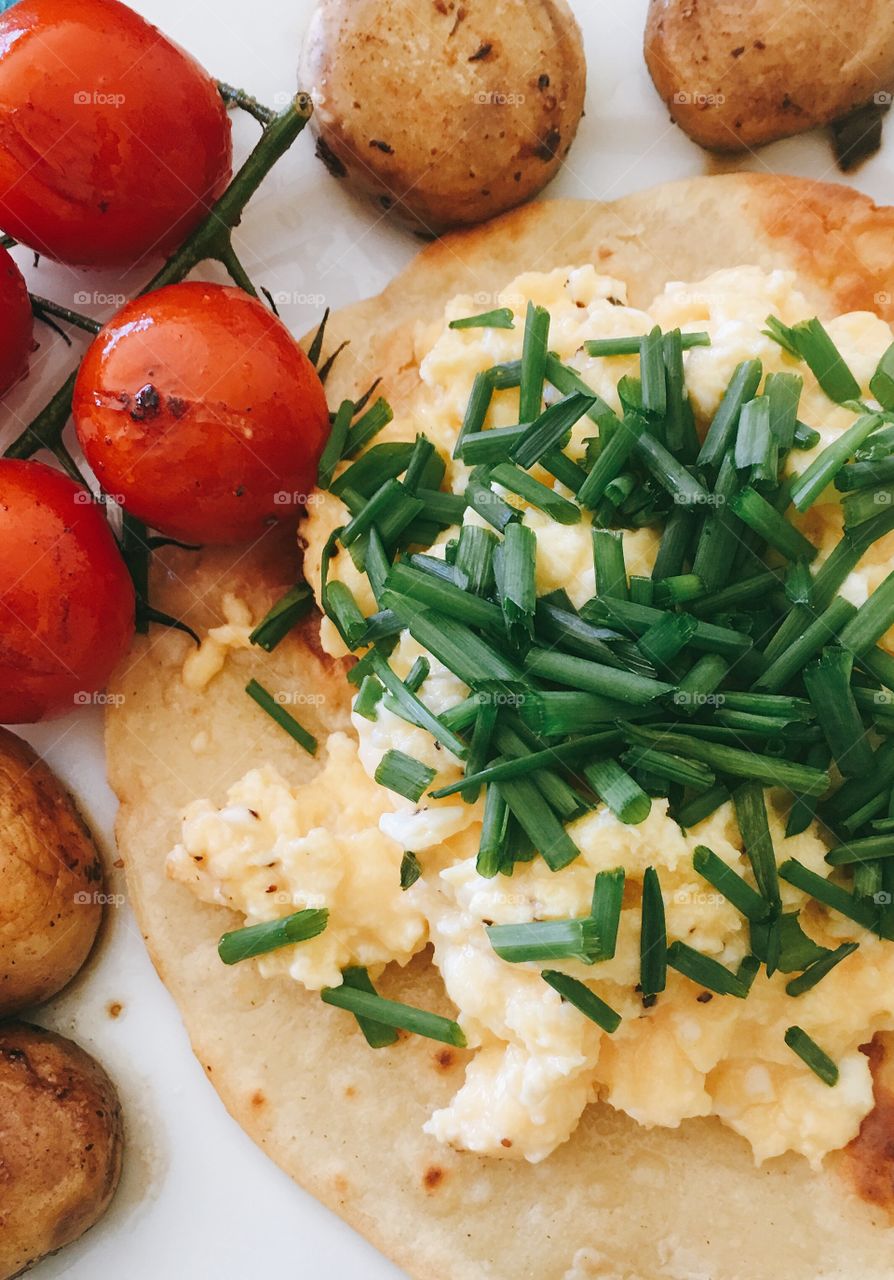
[240,300,894,1082]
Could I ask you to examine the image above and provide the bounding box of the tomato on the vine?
[0,245,33,395]
[0,460,135,723]
[0,0,232,268]
[72,282,330,545]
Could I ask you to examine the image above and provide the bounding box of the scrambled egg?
[169,265,894,1167]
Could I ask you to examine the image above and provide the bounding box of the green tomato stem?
[30,293,102,335]
[4,93,314,464]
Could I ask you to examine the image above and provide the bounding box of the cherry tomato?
[0,245,33,394]
[0,0,232,268]
[72,283,331,544]
[0,460,135,723]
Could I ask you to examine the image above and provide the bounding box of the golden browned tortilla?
[107,174,894,1280]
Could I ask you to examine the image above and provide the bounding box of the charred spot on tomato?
[315,136,347,179]
[168,395,188,419]
[130,384,161,422]
[534,127,562,161]
[369,139,394,154]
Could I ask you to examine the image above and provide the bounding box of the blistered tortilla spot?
[423,1165,445,1192]
[433,1048,456,1071]
[345,1085,357,1098]
[250,1089,266,1109]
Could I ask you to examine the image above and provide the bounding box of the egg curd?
[168,265,894,1167]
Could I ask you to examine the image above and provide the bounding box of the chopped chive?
[464,470,520,532]
[535,600,651,672]
[629,575,654,606]
[584,757,652,824]
[634,432,711,508]
[785,942,859,996]
[593,529,628,599]
[523,646,674,705]
[651,507,695,583]
[785,559,813,607]
[476,783,510,877]
[765,316,860,404]
[486,917,601,964]
[519,302,550,422]
[495,775,581,871]
[219,908,328,965]
[841,484,894,529]
[825,835,894,866]
[838,568,894,655]
[495,521,537,646]
[637,612,697,670]
[511,392,596,469]
[729,486,817,561]
[383,595,526,694]
[344,397,394,457]
[331,442,416,500]
[249,583,314,652]
[341,478,423,549]
[317,399,355,489]
[544,353,613,420]
[367,651,467,759]
[836,456,894,492]
[698,359,763,470]
[245,679,318,755]
[785,744,832,837]
[460,696,498,803]
[690,452,743,589]
[490,461,581,524]
[732,782,780,905]
[666,941,750,997]
[440,695,484,734]
[403,656,431,695]
[584,597,752,659]
[375,749,436,802]
[870,342,894,409]
[754,596,856,693]
[577,412,648,508]
[324,580,367,650]
[784,1025,839,1086]
[735,397,776,483]
[340,967,399,1048]
[789,414,881,512]
[675,653,729,712]
[653,574,704,608]
[449,307,515,330]
[321,985,467,1047]
[691,570,782,617]
[354,673,384,722]
[737,954,761,992]
[385,561,501,630]
[590,868,625,960]
[765,371,802,449]
[541,970,621,1033]
[585,331,709,357]
[693,845,770,922]
[453,370,497,459]
[640,866,667,998]
[823,738,894,826]
[662,329,698,459]
[517,690,632,736]
[675,784,730,829]
[639,326,667,418]
[625,726,829,795]
[401,436,437,494]
[455,524,497,595]
[778,858,880,931]
[399,851,422,890]
[621,746,714,790]
[803,647,873,777]
[793,420,822,450]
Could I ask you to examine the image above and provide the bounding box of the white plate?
[4,1,892,1275]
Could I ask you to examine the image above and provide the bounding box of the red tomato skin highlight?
[0,0,232,268]
[72,282,331,545]
[0,460,135,723]
[0,245,33,394]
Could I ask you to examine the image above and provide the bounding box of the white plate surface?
[3,1,892,1275]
